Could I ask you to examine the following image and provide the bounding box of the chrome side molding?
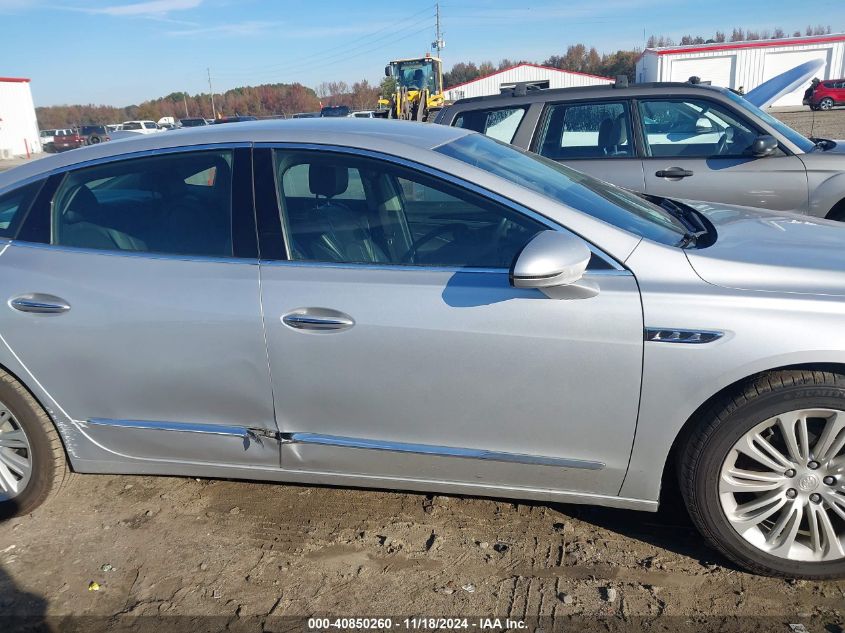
[85,418,278,440]
[82,420,603,470]
[644,328,724,344]
[282,432,605,470]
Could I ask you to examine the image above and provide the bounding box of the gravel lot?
[2,108,845,633]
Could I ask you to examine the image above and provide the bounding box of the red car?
[805,78,845,111]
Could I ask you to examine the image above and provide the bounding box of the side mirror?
[384,65,392,77]
[510,230,599,300]
[751,134,778,157]
[695,116,714,133]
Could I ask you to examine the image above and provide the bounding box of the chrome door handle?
[9,294,71,314]
[282,308,354,332]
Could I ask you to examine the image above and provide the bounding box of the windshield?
[393,60,437,92]
[723,89,815,152]
[436,133,688,245]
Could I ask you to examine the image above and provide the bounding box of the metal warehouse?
[0,77,41,158]
[444,63,613,101]
[636,33,845,107]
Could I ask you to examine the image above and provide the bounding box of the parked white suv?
[109,121,161,141]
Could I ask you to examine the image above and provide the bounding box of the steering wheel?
[400,223,468,263]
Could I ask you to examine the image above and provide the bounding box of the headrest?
[611,114,627,145]
[597,117,614,147]
[309,163,348,198]
[63,185,99,224]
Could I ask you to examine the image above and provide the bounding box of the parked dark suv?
[79,125,110,145]
[435,81,845,218]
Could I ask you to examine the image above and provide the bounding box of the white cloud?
[167,19,281,37]
[92,0,202,17]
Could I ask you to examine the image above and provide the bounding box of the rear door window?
[536,101,634,159]
[453,107,528,143]
[0,181,43,238]
[51,150,234,257]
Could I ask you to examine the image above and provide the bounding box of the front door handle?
[9,293,71,314]
[282,308,354,332]
[655,167,694,179]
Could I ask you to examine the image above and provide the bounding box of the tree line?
[36,82,322,129]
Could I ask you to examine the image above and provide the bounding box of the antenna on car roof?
[613,75,629,89]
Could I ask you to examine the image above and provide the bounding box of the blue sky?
[2,0,843,107]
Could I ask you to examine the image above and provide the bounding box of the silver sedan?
[0,119,843,578]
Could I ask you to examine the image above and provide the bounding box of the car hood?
[684,201,845,296]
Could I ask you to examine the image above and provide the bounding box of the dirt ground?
[2,109,845,633]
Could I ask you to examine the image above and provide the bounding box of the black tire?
[679,369,845,579]
[0,369,70,519]
[88,135,101,145]
[820,97,834,111]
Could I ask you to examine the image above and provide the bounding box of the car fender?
[619,240,845,502]
[803,160,845,218]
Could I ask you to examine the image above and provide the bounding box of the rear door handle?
[655,167,694,178]
[9,293,71,314]
[282,308,354,332]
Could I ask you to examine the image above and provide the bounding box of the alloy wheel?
[820,98,834,110]
[0,405,33,500]
[719,409,845,562]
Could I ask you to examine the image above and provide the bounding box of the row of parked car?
[39,116,262,153]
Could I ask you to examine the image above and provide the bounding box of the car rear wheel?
[819,97,835,111]
[680,370,845,578]
[0,370,70,518]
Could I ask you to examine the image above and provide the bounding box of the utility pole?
[431,2,444,57]
[183,92,189,118]
[207,68,217,119]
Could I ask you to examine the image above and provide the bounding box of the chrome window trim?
[257,142,624,272]
[260,257,630,276]
[283,432,605,470]
[8,240,258,265]
[0,143,252,198]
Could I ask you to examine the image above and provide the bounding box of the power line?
[213,19,434,85]
[213,5,435,77]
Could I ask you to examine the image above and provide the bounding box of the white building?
[636,33,845,107]
[444,63,613,102]
[0,77,41,159]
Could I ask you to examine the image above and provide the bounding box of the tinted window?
[454,107,528,143]
[52,150,234,257]
[274,150,545,268]
[537,101,634,159]
[638,98,760,158]
[0,181,42,238]
[437,134,687,246]
[122,122,141,130]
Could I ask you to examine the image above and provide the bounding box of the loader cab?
[386,56,443,95]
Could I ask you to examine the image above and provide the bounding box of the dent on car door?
[256,147,644,497]
[0,147,279,467]
[637,98,809,212]
[532,100,646,191]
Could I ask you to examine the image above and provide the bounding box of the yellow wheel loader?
[376,54,446,122]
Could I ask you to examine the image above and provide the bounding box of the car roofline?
[447,81,728,106]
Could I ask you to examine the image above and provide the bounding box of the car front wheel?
[0,370,70,518]
[680,370,845,578]
[819,97,835,110]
